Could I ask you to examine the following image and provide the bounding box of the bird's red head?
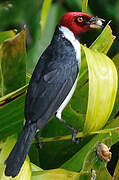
[59,12,104,35]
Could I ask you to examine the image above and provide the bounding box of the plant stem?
[40,127,119,143]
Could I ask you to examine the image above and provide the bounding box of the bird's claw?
[35,134,43,149]
[72,129,81,144]
[36,140,43,149]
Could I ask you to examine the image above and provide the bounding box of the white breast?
[56,77,78,119]
[56,26,81,119]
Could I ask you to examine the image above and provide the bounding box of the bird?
[5,12,104,177]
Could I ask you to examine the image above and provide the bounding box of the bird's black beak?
[89,16,105,29]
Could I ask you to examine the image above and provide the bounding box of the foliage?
[0,135,31,180]
[0,0,119,179]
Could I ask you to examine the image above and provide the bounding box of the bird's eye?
[77,17,84,23]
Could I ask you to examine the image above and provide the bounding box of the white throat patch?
[59,26,81,64]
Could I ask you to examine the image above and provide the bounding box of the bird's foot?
[72,128,81,144]
[35,133,43,149]
[56,117,81,144]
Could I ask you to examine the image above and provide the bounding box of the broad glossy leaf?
[81,142,112,180]
[71,24,115,116]
[61,117,119,171]
[0,84,27,105]
[79,24,115,83]
[82,0,88,13]
[0,94,25,140]
[0,30,26,96]
[90,24,115,54]
[0,135,31,180]
[0,74,30,105]
[82,45,118,132]
[0,30,15,97]
[31,168,79,180]
[111,53,119,119]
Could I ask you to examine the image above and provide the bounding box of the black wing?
[25,28,79,130]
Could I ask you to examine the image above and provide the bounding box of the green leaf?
[81,23,114,79]
[40,0,52,33]
[0,30,16,97]
[0,84,28,104]
[0,135,31,179]
[111,53,119,119]
[91,24,115,54]
[0,94,25,140]
[31,163,43,172]
[80,23,115,81]
[113,156,119,180]
[82,0,88,13]
[71,24,115,116]
[61,117,119,171]
[0,30,27,96]
[0,74,30,106]
[81,142,112,180]
[0,30,15,46]
[31,168,79,180]
[82,45,118,133]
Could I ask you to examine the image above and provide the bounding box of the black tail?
[5,123,37,177]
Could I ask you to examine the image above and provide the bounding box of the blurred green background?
[0,0,119,72]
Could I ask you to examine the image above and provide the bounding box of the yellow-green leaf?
[0,94,25,140]
[0,135,31,180]
[0,30,16,97]
[91,23,115,54]
[31,163,43,172]
[0,30,26,96]
[0,73,30,105]
[31,168,79,180]
[113,157,119,180]
[111,53,119,118]
[61,117,119,171]
[0,30,15,46]
[82,45,118,133]
[77,24,115,103]
[40,0,52,33]
[82,0,88,13]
